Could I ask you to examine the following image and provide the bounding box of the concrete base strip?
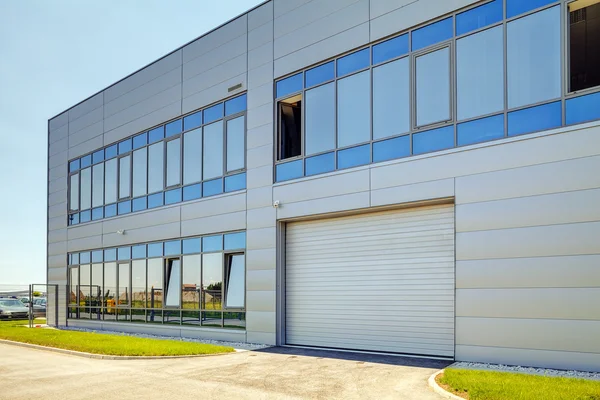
[0,339,237,360]
[428,370,465,400]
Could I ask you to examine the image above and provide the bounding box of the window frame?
[223,252,246,310]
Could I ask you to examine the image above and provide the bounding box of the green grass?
[439,368,600,400]
[0,319,234,356]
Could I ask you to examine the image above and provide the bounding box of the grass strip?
[0,320,234,356]
[438,368,600,400]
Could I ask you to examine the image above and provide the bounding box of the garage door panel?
[286,204,455,356]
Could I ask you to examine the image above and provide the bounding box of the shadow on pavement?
[253,346,453,369]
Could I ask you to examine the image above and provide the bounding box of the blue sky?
[0,0,262,287]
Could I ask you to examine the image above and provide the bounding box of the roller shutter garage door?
[285,204,455,357]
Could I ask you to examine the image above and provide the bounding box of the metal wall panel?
[286,204,455,356]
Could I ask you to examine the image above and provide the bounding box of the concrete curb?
[428,370,465,400]
[0,339,237,360]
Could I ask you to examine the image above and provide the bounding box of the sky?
[0,0,262,288]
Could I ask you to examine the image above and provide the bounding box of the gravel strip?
[60,326,270,351]
[451,362,600,381]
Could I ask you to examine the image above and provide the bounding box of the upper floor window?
[569,0,600,92]
[67,94,247,226]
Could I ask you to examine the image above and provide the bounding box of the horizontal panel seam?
[104,84,181,126]
[184,30,247,67]
[182,72,247,102]
[103,99,181,139]
[69,110,103,135]
[456,343,600,356]
[183,50,247,84]
[457,218,600,234]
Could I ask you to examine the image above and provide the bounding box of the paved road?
[0,343,449,399]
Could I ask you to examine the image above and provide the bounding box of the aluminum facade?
[48,0,600,371]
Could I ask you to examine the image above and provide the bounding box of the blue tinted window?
[80,252,91,264]
[165,119,182,137]
[69,159,80,172]
[413,126,455,155]
[69,213,79,225]
[105,145,118,159]
[104,204,117,218]
[225,173,246,192]
[373,136,410,163]
[92,150,104,164]
[71,253,80,265]
[133,132,147,149]
[412,17,453,51]
[183,238,201,254]
[80,155,92,168]
[118,246,131,260]
[204,103,224,124]
[305,62,335,87]
[372,34,409,64]
[337,48,370,77]
[276,160,303,182]
[147,242,163,258]
[80,210,91,223]
[132,244,146,259]
[458,114,505,146]
[566,92,600,126]
[276,73,303,98]
[118,200,131,215]
[202,235,223,252]
[91,250,103,263]
[508,102,562,136]
[183,184,202,201]
[184,111,202,131]
[148,192,163,209]
[104,248,117,262]
[224,232,246,250]
[203,179,223,197]
[91,207,103,221]
[338,144,370,169]
[118,139,132,154]
[164,240,181,256]
[132,197,147,212]
[456,0,503,36]
[165,188,182,205]
[149,126,164,144]
[305,152,335,176]
[507,0,556,18]
[225,94,247,116]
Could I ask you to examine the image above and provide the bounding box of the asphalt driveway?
[0,343,450,399]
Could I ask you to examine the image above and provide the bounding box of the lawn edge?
[428,370,467,400]
[0,339,237,360]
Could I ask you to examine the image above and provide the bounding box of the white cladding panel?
[285,204,455,357]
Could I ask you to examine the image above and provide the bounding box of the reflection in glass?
[224,312,245,329]
[202,253,223,310]
[182,255,201,310]
[132,148,147,197]
[80,167,91,210]
[165,259,181,308]
[225,254,245,308]
[104,159,117,204]
[104,263,117,319]
[412,17,453,51]
[183,128,202,185]
[69,173,79,211]
[119,156,131,199]
[226,116,245,172]
[118,263,130,306]
[203,121,224,180]
[146,258,163,309]
[337,71,371,147]
[79,264,91,318]
[166,138,181,187]
[457,26,504,120]
[148,142,164,194]
[507,7,561,108]
[69,267,78,305]
[132,260,146,309]
[305,83,335,155]
[91,263,103,319]
[416,47,450,126]
[373,58,409,139]
[92,164,104,208]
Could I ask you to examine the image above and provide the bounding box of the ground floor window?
[67,231,246,329]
